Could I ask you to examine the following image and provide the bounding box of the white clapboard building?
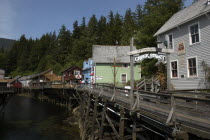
[154,0,210,90]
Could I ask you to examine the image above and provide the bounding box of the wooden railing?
[0,87,16,94]
[136,76,160,92]
[75,84,210,139]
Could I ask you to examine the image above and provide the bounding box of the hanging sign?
[76,75,82,79]
[178,41,185,55]
[134,53,165,62]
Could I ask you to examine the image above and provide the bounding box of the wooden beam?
[105,113,120,139]
[99,101,107,139]
[90,97,98,140]
[132,115,137,140]
[119,108,125,140]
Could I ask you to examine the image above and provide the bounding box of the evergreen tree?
[72,20,81,39]
[121,9,137,45]
[0,0,186,77]
[97,16,107,45]
[56,25,72,66]
[135,0,184,49]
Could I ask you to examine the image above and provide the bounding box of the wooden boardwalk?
[75,84,210,139]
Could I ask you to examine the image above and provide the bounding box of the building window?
[121,74,127,83]
[123,64,128,67]
[188,57,197,77]
[190,23,199,44]
[171,61,178,78]
[168,34,173,49]
[74,71,80,75]
[68,71,71,76]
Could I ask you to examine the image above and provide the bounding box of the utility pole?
[130,37,134,109]
[114,57,116,87]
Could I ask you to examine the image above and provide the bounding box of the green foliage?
[135,0,185,49]
[0,0,185,77]
[140,59,158,77]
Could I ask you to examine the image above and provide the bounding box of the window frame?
[170,60,179,78]
[121,73,127,83]
[187,56,198,78]
[167,33,174,49]
[189,22,201,45]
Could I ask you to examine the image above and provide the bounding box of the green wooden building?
[92,45,141,87]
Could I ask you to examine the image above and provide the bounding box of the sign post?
[130,37,134,110]
[128,47,174,92]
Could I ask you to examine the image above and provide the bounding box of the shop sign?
[178,41,185,55]
[134,53,165,62]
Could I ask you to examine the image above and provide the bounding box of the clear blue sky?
[0,0,193,40]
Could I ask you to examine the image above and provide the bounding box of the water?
[0,95,80,140]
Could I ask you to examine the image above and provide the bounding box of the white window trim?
[121,73,127,83]
[187,56,198,78]
[188,22,201,45]
[167,33,174,50]
[170,60,179,79]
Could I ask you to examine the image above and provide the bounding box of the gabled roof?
[92,45,137,63]
[61,66,81,73]
[154,0,210,36]
[29,69,53,79]
[44,73,62,81]
[8,76,21,84]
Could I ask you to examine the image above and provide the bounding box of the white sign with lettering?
[134,53,165,62]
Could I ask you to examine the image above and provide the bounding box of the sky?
[0,0,194,40]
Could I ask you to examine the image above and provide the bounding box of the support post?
[132,114,137,140]
[130,37,134,109]
[82,95,91,140]
[91,96,98,140]
[119,108,125,140]
[99,101,107,139]
[166,53,171,91]
[151,76,154,92]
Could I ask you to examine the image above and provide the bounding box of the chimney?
[207,0,210,5]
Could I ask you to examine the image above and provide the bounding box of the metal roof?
[154,0,210,36]
[92,45,136,63]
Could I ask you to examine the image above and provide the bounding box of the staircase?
[136,76,160,93]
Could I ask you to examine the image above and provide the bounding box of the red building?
[8,77,22,88]
[61,66,83,84]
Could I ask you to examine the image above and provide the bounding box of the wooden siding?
[158,15,210,90]
[10,80,22,88]
[95,63,141,87]
[62,67,82,82]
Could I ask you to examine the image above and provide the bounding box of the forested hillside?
[0,38,16,50]
[0,0,185,77]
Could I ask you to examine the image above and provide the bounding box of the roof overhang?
[154,8,210,36]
